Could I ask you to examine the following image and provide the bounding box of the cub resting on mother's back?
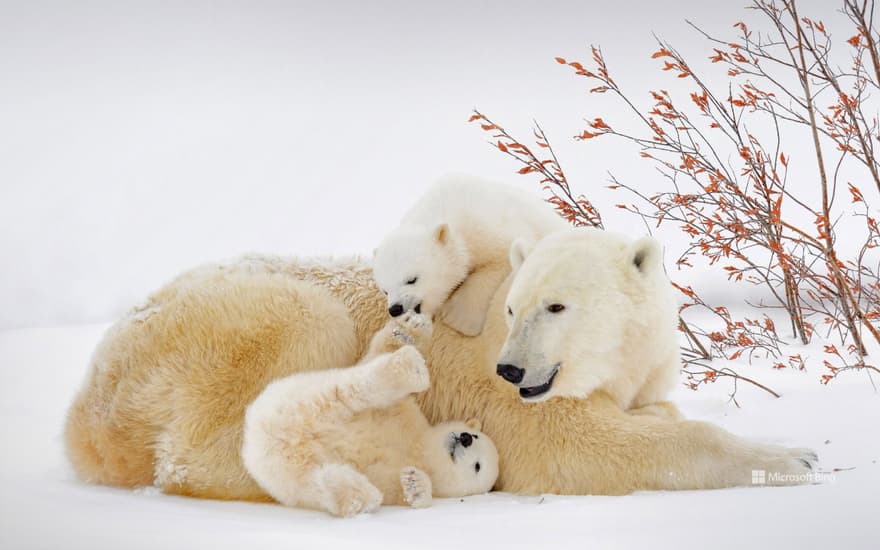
[65,230,817,500]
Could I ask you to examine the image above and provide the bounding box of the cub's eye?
[382,290,388,296]
[406,277,418,285]
[547,304,565,313]
[507,306,513,316]
[474,462,481,473]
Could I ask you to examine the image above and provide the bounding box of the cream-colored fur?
[65,253,817,499]
[241,316,498,517]
[373,175,569,336]
[499,228,681,409]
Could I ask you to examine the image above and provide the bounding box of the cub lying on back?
[242,313,499,517]
[372,175,569,336]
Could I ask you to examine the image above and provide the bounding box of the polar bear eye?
[474,462,481,473]
[406,277,418,285]
[507,306,513,316]
[547,304,565,313]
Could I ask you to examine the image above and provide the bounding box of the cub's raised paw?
[380,346,430,394]
[400,466,433,508]
[392,312,433,349]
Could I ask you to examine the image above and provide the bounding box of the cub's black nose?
[459,432,473,447]
[388,304,404,317]
[496,364,524,384]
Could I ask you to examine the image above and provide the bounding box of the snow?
[0,0,837,330]
[1,323,877,550]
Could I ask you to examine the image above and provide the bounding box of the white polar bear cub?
[242,315,499,517]
[497,228,681,410]
[373,175,569,336]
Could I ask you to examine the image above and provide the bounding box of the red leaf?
[848,183,864,203]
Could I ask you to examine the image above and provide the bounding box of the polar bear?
[496,228,680,410]
[242,316,499,517]
[65,253,817,500]
[372,175,568,336]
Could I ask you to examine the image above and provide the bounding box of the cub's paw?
[400,466,433,508]
[318,466,383,518]
[383,345,430,394]
[392,312,433,349]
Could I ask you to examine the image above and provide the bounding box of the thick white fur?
[242,317,498,517]
[500,228,680,409]
[373,175,569,336]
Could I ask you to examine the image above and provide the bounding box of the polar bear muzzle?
[496,363,560,400]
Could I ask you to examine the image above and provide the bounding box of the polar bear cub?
[242,315,499,517]
[373,175,569,336]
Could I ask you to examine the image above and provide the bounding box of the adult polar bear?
[66,233,815,499]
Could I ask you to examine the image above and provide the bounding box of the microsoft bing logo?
[752,470,766,485]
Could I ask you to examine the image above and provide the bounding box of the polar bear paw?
[391,312,433,350]
[317,465,383,518]
[400,466,433,508]
[381,345,430,394]
[752,445,820,486]
[788,447,819,471]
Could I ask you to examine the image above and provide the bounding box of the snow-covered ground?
[1,322,877,550]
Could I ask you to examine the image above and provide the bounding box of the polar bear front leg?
[399,466,433,508]
[627,401,684,422]
[588,393,819,490]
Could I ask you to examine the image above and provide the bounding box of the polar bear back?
[401,175,568,254]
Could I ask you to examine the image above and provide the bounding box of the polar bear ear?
[434,223,450,245]
[509,238,534,271]
[630,236,663,274]
[465,418,482,432]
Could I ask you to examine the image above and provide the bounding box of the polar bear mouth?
[518,366,559,400]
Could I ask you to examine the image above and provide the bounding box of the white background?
[0,0,836,329]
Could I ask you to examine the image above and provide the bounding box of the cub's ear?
[630,236,663,274]
[434,223,450,245]
[465,418,483,432]
[509,238,534,271]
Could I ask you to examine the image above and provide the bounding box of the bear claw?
[400,466,432,508]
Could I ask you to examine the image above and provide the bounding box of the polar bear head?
[373,223,470,319]
[496,228,677,403]
[420,419,498,497]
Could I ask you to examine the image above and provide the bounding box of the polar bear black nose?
[459,432,473,447]
[496,364,524,384]
[389,304,404,317]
